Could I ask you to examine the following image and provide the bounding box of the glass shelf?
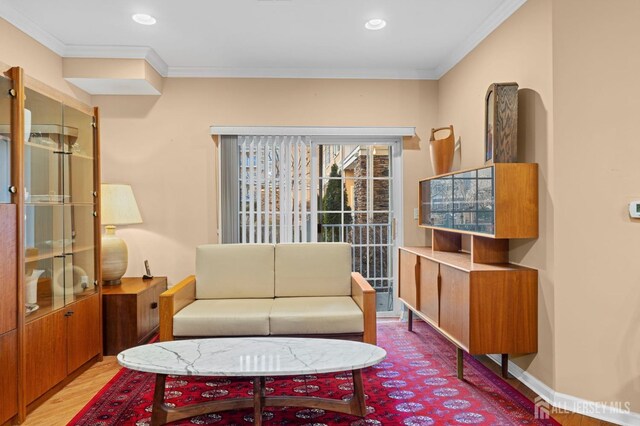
[25,201,94,206]
[24,141,93,159]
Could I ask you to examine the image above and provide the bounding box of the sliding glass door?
[224,135,402,313]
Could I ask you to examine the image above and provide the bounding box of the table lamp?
[101,184,142,285]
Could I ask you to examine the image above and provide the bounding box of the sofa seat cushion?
[173,299,273,337]
[269,297,364,335]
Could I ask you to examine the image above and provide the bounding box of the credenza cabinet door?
[399,250,418,309]
[418,257,439,325]
[439,265,470,349]
[25,310,67,404]
[0,330,18,424]
[66,294,101,373]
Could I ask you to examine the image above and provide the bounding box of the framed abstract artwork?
[485,82,518,164]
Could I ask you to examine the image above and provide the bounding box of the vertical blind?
[238,135,311,244]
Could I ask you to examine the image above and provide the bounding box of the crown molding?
[0,2,66,56]
[434,0,528,79]
[1,0,523,80]
[167,66,438,80]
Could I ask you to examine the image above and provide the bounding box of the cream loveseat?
[159,243,377,344]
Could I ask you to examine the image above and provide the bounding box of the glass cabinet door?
[24,91,97,318]
[0,76,12,203]
[420,167,495,235]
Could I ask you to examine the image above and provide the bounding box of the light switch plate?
[414,207,419,220]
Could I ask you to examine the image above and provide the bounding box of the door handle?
[437,272,441,326]
[391,218,397,242]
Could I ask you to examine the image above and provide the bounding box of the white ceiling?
[0,0,526,79]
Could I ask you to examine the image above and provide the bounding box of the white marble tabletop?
[117,337,386,377]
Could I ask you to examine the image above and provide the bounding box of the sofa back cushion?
[196,244,274,299]
[275,243,351,297]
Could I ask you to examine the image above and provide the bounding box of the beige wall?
[439,0,640,411]
[0,19,90,104]
[94,78,437,282]
[551,0,640,409]
[438,0,555,388]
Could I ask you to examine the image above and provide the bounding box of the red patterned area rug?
[70,321,560,425]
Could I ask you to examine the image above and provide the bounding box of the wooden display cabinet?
[0,64,102,423]
[402,163,539,379]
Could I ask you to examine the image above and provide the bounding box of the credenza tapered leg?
[456,348,464,380]
[407,309,413,332]
[501,354,510,378]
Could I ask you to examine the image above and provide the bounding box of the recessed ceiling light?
[365,18,386,31]
[132,13,156,26]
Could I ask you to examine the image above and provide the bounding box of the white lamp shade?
[101,184,143,225]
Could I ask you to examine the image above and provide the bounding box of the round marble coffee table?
[118,337,387,426]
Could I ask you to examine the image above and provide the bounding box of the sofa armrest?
[159,275,196,341]
[351,272,377,345]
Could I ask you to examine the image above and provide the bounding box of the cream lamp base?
[101,225,128,285]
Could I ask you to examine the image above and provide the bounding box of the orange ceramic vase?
[429,125,455,176]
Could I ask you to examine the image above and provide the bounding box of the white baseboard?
[486,355,640,425]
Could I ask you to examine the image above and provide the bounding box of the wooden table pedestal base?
[150,370,367,426]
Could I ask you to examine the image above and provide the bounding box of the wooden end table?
[102,277,167,355]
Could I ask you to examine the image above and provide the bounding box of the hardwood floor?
[22,325,615,426]
[23,357,120,426]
